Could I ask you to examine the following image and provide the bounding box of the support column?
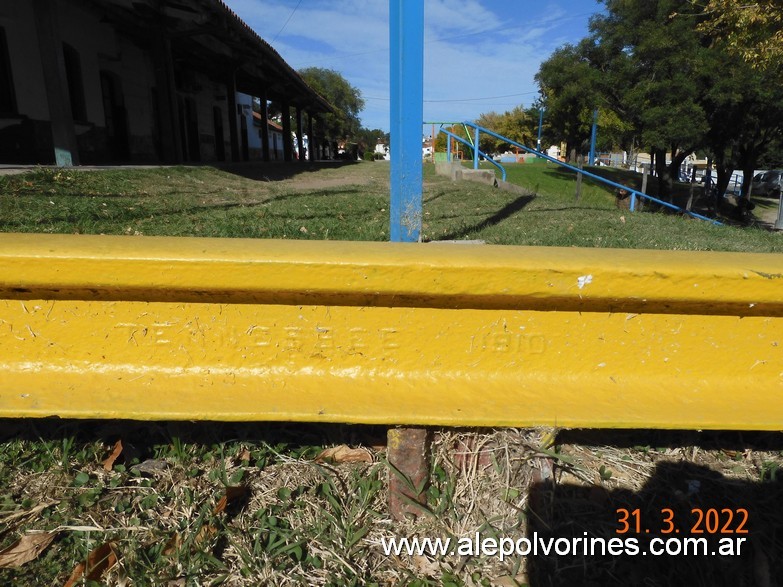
[537,107,544,157]
[32,0,79,166]
[389,0,423,242]
[589,108,598,165]
[259,91,270,162]
[225,72,240,162]
[150,33,182,163]
[774,194,783,231]
[295,106,306,162]
[308,113,316,162]
[281,99,293,162]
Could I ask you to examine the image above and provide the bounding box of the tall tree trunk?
[667,150,689,201]
[738,148,759,199]
[652,147,674,202]
[741,162,757,198]
[625,136,637,170]
[715,164,733,200]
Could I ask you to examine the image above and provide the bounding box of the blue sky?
[224,0,606,132]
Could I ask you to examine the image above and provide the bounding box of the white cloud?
[222,0,603,131]
[425,0,502,35]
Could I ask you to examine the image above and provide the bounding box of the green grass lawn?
[0,161,782,586]
[1,162,781,253]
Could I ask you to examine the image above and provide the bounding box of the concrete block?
[435,160,463,178]
[498,180,533,195]
[461,168,496,186]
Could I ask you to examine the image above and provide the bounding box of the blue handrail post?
[446,134,452,162]
[537,108,543,157]
[588,109,598,166]
[458,121,722,225]
[389,0,423,242]
[438,127,506,182]
[473,126,480,170]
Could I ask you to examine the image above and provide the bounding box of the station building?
[0,0,333,166]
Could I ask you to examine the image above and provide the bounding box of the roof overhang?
[76,0,333,114]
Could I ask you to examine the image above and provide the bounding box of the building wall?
[1,2,48,120]
[236,93,259,153]
[99,35,159,162]
[0,2,53,162]
[58,0,110,125]
[269,129,283,161]
[0,0,272,165]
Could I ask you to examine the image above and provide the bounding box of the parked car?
[751,170,783,197]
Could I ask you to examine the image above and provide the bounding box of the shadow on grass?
[435,194,536,241]
[527,429,783,587]
[217,160,361,182]
[0,419,388,463]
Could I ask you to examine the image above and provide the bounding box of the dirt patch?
[753,195,782,228]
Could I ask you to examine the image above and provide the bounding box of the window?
[0,27,16,114]
[62,42,86,121]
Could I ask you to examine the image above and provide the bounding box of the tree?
[475,111,505,154]
[693,0,783,70]
[434,124,474,159]
[298,67,365,141]
[589,0,712,201]
[354,127,388,156]
[475,106,538,154]
[535,42,603,160]
[536,0,783,205]
[699,47,783,198]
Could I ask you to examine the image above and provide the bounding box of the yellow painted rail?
[0,233,781,429]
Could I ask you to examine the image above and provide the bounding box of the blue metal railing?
[438,127,506,182]
[441,122,722,225]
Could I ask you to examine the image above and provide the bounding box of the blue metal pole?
[588,109,598,165]
[389,0,423,242]
[446,134,452,162]
[473,126,480,170]
[537,108,543,155]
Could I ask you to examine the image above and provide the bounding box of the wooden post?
[686,167,697,211]
[259,91,270,162]
[308,113,316,162]
[575,159,583,202]
[225,72,240,163]
[295,106,306,162]
[641,164,649,196]
[281,99,293,162]
[388,428,431,521]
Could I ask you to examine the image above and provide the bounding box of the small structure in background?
[375,141,390,160]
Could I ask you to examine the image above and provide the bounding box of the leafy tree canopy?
[476,106,539,154]
[535,0,783,200]
[354,127,389,154]
[691,0,783,70]
[298,67,365,140]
